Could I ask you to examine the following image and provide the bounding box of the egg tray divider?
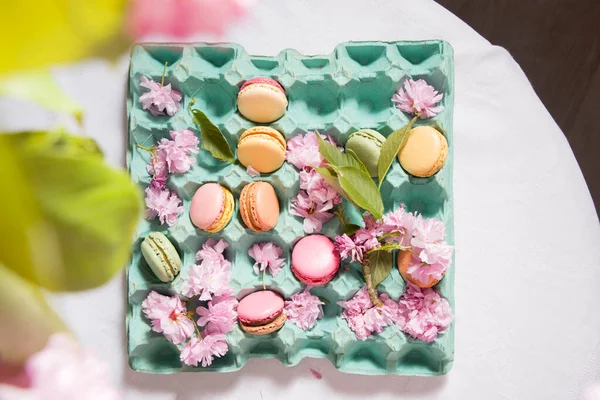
[126,41,455,376]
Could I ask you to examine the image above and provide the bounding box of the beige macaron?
[398,126,448,177]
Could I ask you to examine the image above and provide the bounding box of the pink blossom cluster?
[181,239,234,300]
[396,283,453,342]
[141,239,238,368]
[128,0,256,39]
[339,285,453,342]
[392,78,444,119]
[338,287,398,340]
[284,288,324,330]
[286,131,342,233]
[143,129,199,226]
[139,75,182,116]
[334,207,453,286]
[0,333,121,399]
[248,242,285,277]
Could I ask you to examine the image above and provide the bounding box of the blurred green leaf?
[0,70,83,123]
[0,131,141,291]
[0,264,66,364]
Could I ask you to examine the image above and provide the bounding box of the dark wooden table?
[437,0,600,216]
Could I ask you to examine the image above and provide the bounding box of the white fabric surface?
[4,0,599,398]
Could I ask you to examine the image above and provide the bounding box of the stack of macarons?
[236,77,288,174]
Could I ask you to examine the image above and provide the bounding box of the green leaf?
[0,264,66,363]
[190,108,235,163]
[0,131,142,291]
[0,70,83,124]
[337,166,384,219]
[346,148,370,176]
[316,133,366,172]
[369,250,393,288]
[342,223,361,236]
[314,167,345,196]
[377,115,419,189]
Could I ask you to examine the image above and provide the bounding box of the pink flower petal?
[309,368,322,380]
[246,165,260,177]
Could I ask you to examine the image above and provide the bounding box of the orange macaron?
[237,127,286,173]
[397,250,443,288]
[239,181,280,232]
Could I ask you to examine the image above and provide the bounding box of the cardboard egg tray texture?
[126,41,455,376]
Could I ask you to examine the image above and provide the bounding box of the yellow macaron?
[398,126,448,177]
[237,127,286,173]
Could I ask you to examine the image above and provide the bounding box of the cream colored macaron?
[237,77,288,123]
[398,126,448,177]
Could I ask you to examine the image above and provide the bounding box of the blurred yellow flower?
[1,0,128,74]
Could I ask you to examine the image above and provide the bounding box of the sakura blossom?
[392,78,443,119]
[247,242,285,277]
[141,291,194,344]
[139,75,182,116]
[396,284,453,342]
[284,288,324,330]
[144,186,184,227]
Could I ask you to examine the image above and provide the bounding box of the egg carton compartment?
[127,41,455,375]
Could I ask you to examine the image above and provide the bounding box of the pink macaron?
[291,234,340,286]
[189,183,234,232]
[237,290,286,335]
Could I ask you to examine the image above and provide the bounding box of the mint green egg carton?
[126,41,454,376]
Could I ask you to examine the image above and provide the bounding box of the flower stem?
[161,61,168,86]
[136,143,155,154]
[262,269,266,290]
[190,315,203,339]
[334,204,348,225]
[361,256,383,307]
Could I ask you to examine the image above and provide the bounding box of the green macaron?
[345,129,386,178]
[140,232,181,282]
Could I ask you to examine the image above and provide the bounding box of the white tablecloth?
[5,0,600,399]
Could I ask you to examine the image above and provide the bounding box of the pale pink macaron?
[291,234,340,286]
[238,290,286,335]
[189,183,234,232]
